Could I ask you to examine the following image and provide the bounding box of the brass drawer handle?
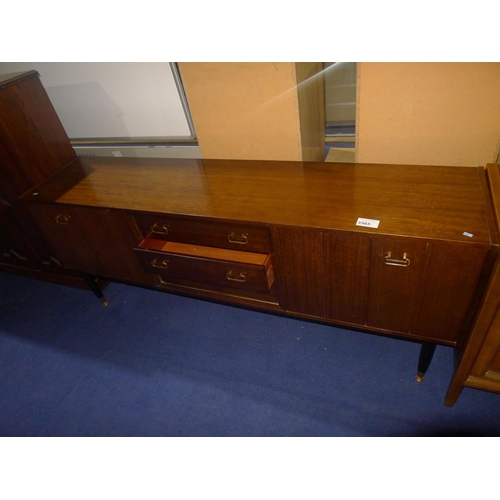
[228,232,248,245]
[151,223,169,235]
[10,249,27,261]
[226,270,247,282]
[55,214,71,225]
[151,257,169,269]
[384,252,410,267]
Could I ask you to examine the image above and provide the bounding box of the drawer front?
[134,247,273,293]
[132,213,270,253]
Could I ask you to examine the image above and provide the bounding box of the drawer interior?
[137,238,269,266]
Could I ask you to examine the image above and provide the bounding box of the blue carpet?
[1,271,499,437]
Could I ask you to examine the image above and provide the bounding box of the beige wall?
[178,63,324,162]
[356,63,500,166]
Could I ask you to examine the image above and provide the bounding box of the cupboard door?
[25,203,153,283]
[367,236,428,333]
[412,241,490,343]
[24,203,105,275]
[272,227,324,317]
[323,231,370,325]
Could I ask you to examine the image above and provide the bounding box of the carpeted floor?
[1,271,499,437]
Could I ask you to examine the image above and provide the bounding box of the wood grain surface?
[22,157,492,243]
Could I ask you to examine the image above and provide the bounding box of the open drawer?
[134,238,274,293]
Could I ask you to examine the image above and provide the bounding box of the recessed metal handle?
[151,257,169,269]
[55,214,71,225]
[384,252,410,267]
[226,270,247,282]
[151,223,169,235]
[228,232,248,245]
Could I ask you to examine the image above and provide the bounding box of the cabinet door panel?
[367,236,428,333]
[25,203,155,283]
[413,241,489,343]
[272,227,324,317]
[72,208,150,283]
[324,231,370,324]
[24,203,105,275]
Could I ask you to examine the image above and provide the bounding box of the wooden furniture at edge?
[444,163,500,405]
[0,70,106,293]
[2,70,500,406]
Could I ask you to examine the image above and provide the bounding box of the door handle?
[384,252,410,267]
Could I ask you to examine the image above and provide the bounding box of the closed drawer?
[132,212,270,253]
[134,239,274,293]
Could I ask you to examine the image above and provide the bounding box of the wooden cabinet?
[132,213,276,300]
[0,70,96,290]
[273,229,490,346]
[25,203,154,286]
[3,70,500,406]
[445,164,500,405]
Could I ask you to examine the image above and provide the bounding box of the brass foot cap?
[100,298,109,306]
[415,374,424,382]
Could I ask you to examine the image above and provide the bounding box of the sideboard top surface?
[23,157,493,243]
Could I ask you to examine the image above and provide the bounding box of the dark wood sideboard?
[2,70,500,406]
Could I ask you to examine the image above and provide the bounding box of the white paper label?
[356,217,380,229]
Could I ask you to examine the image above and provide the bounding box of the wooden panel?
[272,226,324,317]
[71,207,153,284]
[21,158,492,244]
[488,348,500,374]
[135,247,272,294]
[24,203,155,284]
[412,241,490,343]
[323,231,370,324]
[0,71,75,197]
[367,236,428,333]
[445,252,500,406]
[24,203,104,275]
[132,212,270,253]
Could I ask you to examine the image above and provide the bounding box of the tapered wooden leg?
[415,342,437,382]
[83,274,108,306]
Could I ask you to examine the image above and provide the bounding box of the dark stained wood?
[0,70,94,291]
[22,157,492,244]
[3,70,500,406]
[272,227,324,317]
[0,70,76,198]
[135,246,273,294]
[412,241,490,343]
[72,207,155,286]
[23,203,105,275]
[445,164,500,405]
[132,212,271,253]
[323,231,370,324]
[24,203,156,286]
[367,236,428,333]
[488,348,500,374]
